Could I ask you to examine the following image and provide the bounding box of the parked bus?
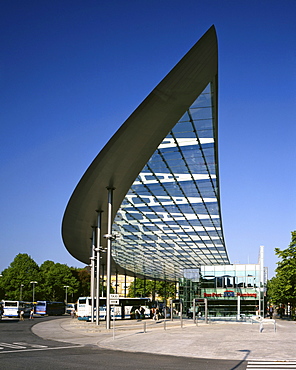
[77,297,151,321]
[35,301,65,316]
[66,303,76,315]
[2,300,32,318]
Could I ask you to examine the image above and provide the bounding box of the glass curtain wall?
[112,83,229,281]
[180,264,264,318]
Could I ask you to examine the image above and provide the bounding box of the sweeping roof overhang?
[62,26,230,280]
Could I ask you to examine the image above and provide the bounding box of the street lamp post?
[20,284,24,301]
[30,281,37,303]
[64,285,69,306]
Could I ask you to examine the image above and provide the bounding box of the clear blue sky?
[1,0,295,278]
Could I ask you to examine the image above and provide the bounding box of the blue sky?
[1,0,295,277]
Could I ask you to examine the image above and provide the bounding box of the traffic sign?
[110,294,119,299]
[110,299,119,305]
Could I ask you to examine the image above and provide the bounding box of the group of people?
[19,308,34,320]
[150,307,160,320]
[133,306,146,320]
[132,306,166,320]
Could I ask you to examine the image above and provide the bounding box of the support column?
[115,271,118,294]
[237,295,241,321]
[95,211,102,325]
[133,275,136,297]
[106,187,114,330]
[90,229,96,323]
[124,273,127,297]
[101,264,105,297]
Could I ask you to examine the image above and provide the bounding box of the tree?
[39,261,79,302]
[0,253,40,301]
[128,278,176,302]
[268,231,296,316]
[70,267,91,301]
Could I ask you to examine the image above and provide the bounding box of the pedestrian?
[140,306,145,319]
[30,308,34,320]
[151,307,155,320]
[135,307,140,320]
[20,310,24,321]
[255,305,260,316]
[154,307,159,321]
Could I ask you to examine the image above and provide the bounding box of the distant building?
[180,246,266,317]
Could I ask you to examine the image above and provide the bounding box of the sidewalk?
[32,317,296,361]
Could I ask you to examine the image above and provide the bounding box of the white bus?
[2,300,32,318]
[77,297,151,321]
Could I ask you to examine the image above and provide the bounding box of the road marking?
[0,342,26,349]
[247,361,296,369]
[0,344,83,354]
[13,342,48,348]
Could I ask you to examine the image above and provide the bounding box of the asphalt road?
[0,316,247,370]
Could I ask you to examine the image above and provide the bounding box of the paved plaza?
[32,317,296,362]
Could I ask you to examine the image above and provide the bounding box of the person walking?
[30,308,34,320]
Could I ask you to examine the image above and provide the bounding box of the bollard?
[164,320,166,330]
[144,321,147,333]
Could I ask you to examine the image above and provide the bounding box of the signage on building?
[203,290,257,298]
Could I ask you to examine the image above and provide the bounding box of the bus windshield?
[4,301,18,307]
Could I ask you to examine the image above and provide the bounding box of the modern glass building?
[62,26,265,322]
[112,82,229,282]
[181,246,266,318]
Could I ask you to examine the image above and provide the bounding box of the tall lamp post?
[64,285,69,306]
[30,281,37,303]
[20,284,24,301]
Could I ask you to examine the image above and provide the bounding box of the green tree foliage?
[268,231,296,314]
[70,267,91,300]
[128,278,176,301]
[0,254,88,302]
[39,261,79,302]
[0,254,40,301]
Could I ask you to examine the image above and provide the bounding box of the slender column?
[115,271,118,294]
[124,273,127,297]
[237,295,241,321]
[106,187,114,330]
[90,229,96,323]
[133,275,136,297]
[101,264,105,297]
[95,211,102,325]
[259,245,264,317]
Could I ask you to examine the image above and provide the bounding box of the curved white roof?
[62,26,229,280]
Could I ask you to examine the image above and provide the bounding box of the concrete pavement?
[32,316,296,361]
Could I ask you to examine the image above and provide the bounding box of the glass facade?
[180,252,267,318]
[112,83,229,280]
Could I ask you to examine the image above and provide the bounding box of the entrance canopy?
[62,26,230,281]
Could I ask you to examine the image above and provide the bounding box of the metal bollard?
[164,320,166,330]
[143,321,147,333]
